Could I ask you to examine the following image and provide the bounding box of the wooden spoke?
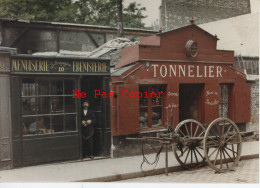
[208,147,218,159]
[206,144,219,148]
[198,130,205,137]
[223,124,233,139]
[190,122,193,137]
[194,124,199,137]
[222,120,225,135]
[173,119,205,169]
[193,149,199,164]
[177,146,189,158]
[210,127,220,140]
[223,148,234,162]
[204,118,242,173]
[207,136,219,144]
[197,146,203,150]
[191,148,193,166]
[179,129,186,137]
[220,149,223,169]
[194,147,204,160]
[184,148,191,165]
[222,149,229,169]
[224,133,237,144]
[225,145,238,155]
[213,149,220,165]
[185,123,190,137]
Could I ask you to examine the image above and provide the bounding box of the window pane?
[52,115,64,132]
[22,79,37,96]
[38,79,49,95]
[24,116,50,135]
[152,107,162,127]
[22,97,37,115]
[223,104,229,118]
[65,97,76,113]
[65,115,77,131]
[64,80,75,95]
[22,116,36,135]
[139,86,148,106]
[51,96,63,113]
[51,80,63,95]
[37,97,50,114]
[151,86,165,106]
[139,108,148,128]
[222,85,229,103]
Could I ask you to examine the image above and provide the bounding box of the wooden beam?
[85,31,99,48]
[10,26,30,47]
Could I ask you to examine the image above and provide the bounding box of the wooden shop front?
[11,55,111,167]
[110,24,251,157]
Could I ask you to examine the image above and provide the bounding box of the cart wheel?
[203,117,242,173]
[173,119,206,169]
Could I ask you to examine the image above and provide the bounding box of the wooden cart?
[127,117,254,174]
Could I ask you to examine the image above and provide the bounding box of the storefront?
[10,55,110,167]
[110,24,251,157]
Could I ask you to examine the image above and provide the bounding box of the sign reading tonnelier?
[11,57,109,73]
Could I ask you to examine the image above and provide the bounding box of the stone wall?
[247,84,259,132]
[160,0,251,30]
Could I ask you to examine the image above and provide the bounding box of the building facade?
[110,24,251,157]
[160,0,251,30]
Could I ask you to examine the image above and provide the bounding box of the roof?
[33,50,91,57]
[87,38,139,66]
[199,12,259,56]
[0,18,157,34]
[158,24,219,40]
[111,64,135,76]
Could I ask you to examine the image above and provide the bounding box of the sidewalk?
[0,141,258,182]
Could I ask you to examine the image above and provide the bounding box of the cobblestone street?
[119,159,259,183]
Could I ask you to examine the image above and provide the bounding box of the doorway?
[179,84,204,122]
[80,76,111,157]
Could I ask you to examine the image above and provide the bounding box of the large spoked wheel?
[173,119,206,169]
[203,117,242,173]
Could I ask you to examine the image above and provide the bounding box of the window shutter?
[233,83,251,123]
[116,85,139,135]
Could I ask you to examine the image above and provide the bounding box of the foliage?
[0,0,147,28]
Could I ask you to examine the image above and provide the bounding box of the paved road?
[119,158,259,183]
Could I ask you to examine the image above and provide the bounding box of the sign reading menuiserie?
[11,57,109,73]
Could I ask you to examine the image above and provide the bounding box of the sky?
[124,0,161,27]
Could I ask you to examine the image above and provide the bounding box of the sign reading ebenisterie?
[11,57,109,74]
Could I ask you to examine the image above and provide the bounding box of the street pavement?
[0,141,258,182]
[119,158,259,183]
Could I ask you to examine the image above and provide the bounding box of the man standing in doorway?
[81,100,96,159]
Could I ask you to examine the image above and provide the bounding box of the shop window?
[139,85,165,129]
[219,84,230,118]
[22,78,77,135]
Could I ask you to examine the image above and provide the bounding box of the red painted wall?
[111,24,250,136]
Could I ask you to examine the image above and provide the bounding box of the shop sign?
[11,57,109,74]
[152,64,224,78]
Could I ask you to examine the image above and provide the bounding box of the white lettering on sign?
[152,64,223,78]
[168,92,179,97]
[206,91,218,97]
[171,103,178,108]
[205,99,219,106]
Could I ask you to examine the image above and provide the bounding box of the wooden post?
[165,143,168,176]
[117,0,123,37]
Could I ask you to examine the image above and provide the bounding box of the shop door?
[81,76,110,157]
[179,84,204,122]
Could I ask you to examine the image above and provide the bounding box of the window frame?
[139,85,166,131]
[21,76,78,136]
